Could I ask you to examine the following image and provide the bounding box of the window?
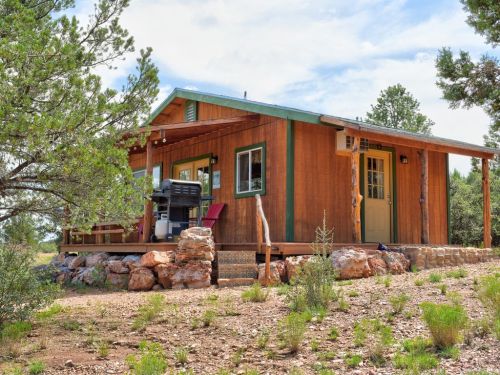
[184,100,198,122]
[133,164,162,189]
[235,143,265,197]
[367,157,384,199]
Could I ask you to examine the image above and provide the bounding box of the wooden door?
[364,150,392,243]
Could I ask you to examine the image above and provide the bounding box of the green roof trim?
[143,88,323,126]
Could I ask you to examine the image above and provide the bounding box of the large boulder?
[122,255,141,270]
[170,261,212,289]
[257,261,283,285]
[67,255,86,270]
[50,253,66,267]
[107,260,129,274]
[284,256,311,281]
[128,267,155,291]
[63,255,76,268]
[367,253,388,276]
[381,251,410,274]
[106,273,129,289]
[155,263,181,289]
[140,251,175,268]
[86,253,109,268]
[82,266,107,286]
[175,227,215,263]
[331,248,371,279]
[181,227,212,238]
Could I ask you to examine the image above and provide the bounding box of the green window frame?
[133,163,163,190]
[234,142,266,198]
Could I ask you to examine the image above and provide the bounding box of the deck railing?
[64,219,141,245]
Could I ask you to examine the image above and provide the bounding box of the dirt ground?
[1,261,499,375]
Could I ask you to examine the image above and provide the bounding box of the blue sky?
[76,0,497,173]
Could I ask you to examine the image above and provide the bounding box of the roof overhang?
[321,115,498,159]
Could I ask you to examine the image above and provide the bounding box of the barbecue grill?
[150,179,207,241]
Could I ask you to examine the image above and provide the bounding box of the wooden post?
[256,194,271,285]
[482,158,491,248]
[419,149,430,244]
[351,136,362,243]
[142,138,153,243]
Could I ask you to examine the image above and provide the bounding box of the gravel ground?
[1,260,499,375]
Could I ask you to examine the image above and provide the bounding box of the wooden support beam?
[419,149,430,244]
[351,136,362,243]
[482,158,491,248]
[256,194,271,286]
[142,138,153,243]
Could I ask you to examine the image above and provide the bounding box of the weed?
[215,369,231,375]
[201,309,217,327]
[242,369,259,375]
[265,349,276,359]
[95,302,107,318]
[337,291,350,312]
[404,309,417,320]
[174,347,188,364]
[206,293,219,302]
[348,290,359,297]
[316,369,335,375]
[429,273,443,283]
[344,353,362,368]
[446,291,463,305]
[317,351,335,360]
[394,336,439,373]
[446,268,468,279]
[231,348,245,366]
[328,326,339,341]
[310,339,319,352]
[256,328,270,349]
[420,302,468,348]
[96,340,110,358]
[336,280,353,286]
[132,294,166,331]
[477,274,499,321]
[276,283,291,296]
[126,341,168,375]
[35,303,65,320]
[415,279,425,287]
[61,320,81,331]
[353,318,393,365]
[439,346,460,359]
[289,367,304,375]
[28,360,45,375]
[1,321,32,341]
[190,318,201,330]
[278,312,307,353]
[242,283,269,303]
[383,275,392,288]
[439,284,448,295]
[389,293,410,315]
[221,297,240,317]
[2,365,23,375]
[300,309,313,322]
[411,264,419,273]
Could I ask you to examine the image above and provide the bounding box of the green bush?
[414,279,424,287]
[353,318,393,365]
[242,283,269,303]
[394,337,439,372]
[429,273,442,283]
[420,302,468,348]
[328,326,339,341]
[0,245,59,324]
[278,312,307,353]
[256,329,270,349]
[446,268,468,279]
[28,360,45,375]
[126,341,168,375]
[174,347,188,364]
[389,293,410,315]
[286,215,337,312]
[344,353,362,368]
[35,303,65,320]
[201,309,217,327]
[1,321,32,341]
[132,294,166,331]
[478,274,500,319]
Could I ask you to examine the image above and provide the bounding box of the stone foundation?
[400,246,496,270]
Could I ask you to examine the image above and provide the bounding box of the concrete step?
[218,278,256,288]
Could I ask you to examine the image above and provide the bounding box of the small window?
[367,157,384,199]
[235,143,265,197]
[184,100,198,122]
[133,164,162,189]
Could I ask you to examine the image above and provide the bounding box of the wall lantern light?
[400,155,409,164]
[210,155,219,165]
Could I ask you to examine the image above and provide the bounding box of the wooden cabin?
[61,89,498,256]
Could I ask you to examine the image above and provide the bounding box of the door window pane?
[367,157,385,199]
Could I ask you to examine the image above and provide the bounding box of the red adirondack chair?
[202,203,225,230]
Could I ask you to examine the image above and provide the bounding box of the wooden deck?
[60,242,394,256]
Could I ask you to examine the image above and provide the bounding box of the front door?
[172,157,211,217]
[364,150,392,243]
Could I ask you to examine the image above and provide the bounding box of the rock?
[367,253,387,275]
[257,262,283,285]
[180,226,212,238]
[152,284,163,291]
[382,251,410,274]
[175,246,215,263]
[50,253,66,267]
[63,255,77,268]
[67,255,86,270]
[155,263,180,289]
[170,261,212,289]
[106,273,129,289]
[107,260,129,274]
[128,267,155,291]
[55,267,73,284]
[65,359,74,368]
[140,251,175,268]
[86,253,109,268]
[331,248,371,279]
[176,227,215,263]
[82,266,107,286]
[123,255,141,270]
[284,256,311,281]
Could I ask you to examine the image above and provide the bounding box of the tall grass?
[132,294,166,331]
[241,283,269,302]
[277,312,307,353]
[420,302,468,348]
[126,341,168,375]
[477,274,500,339]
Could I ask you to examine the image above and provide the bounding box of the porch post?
[142,138,153,243]
[482,158,491,248]
[351,136,362,243]
[419,149,430,244]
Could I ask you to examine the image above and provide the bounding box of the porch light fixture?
[210,155,219,165]
[400,154,408,164]
[162,138,167,143]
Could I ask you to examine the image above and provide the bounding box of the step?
[218,264,257,279]
[217,250,256,265]
[218,278,256,288]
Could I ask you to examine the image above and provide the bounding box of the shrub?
[348,290,359,297]
[96,340,110,358]
[278,312,307,353]
[446,268,468,279]
[132,294,166,331]
[256,329,270,349]
[478,274,500,319]
[28,360,45,375]
[310,339,319,352]
[126,341,168,375]
[328,326,339,341]
[439,284,448,295]
[383,275,392,288]
[35,303,65,320]
[353,318,393,365]
[394,336,439,372]
[241,283,269,302]
[429,273,442,283]
[344,353,362,368]
[389,293,410,315]
[1,321,32,341]
[174,347,188,364]
[0,245,59,324]
[337,291,350,312]
[201,309,217,327]
[286,215,337,312]
[415,279,424,287]
[420,302,468,348]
